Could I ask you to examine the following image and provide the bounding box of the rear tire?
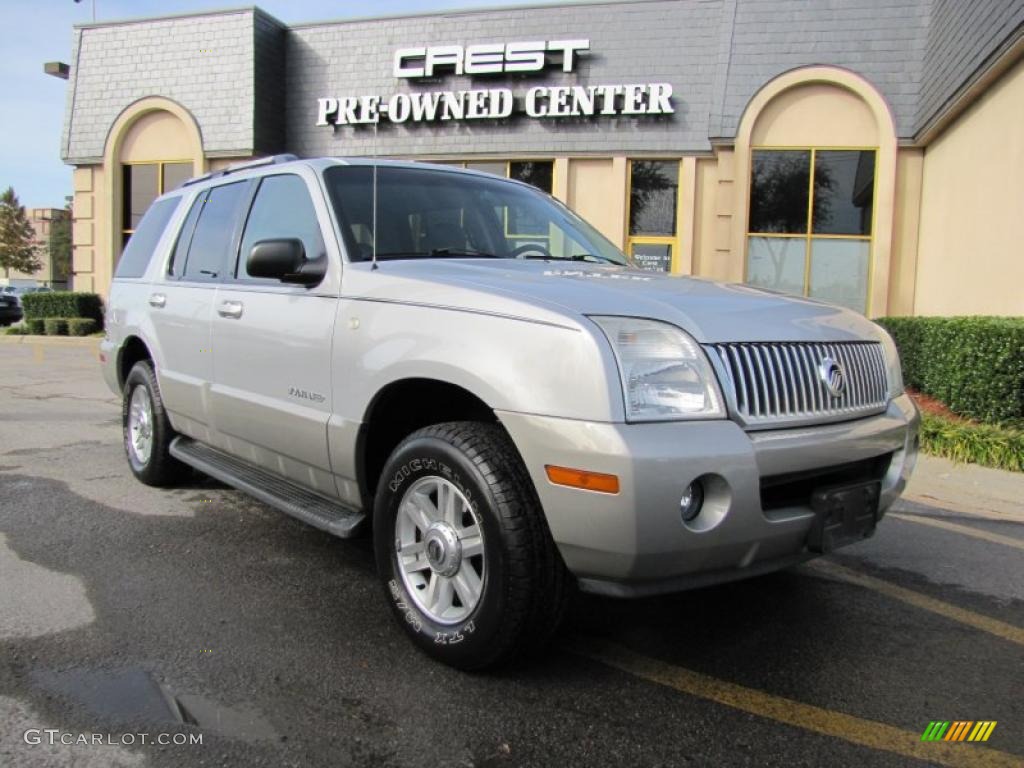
[122,360,188,487]
[373,421,570,670]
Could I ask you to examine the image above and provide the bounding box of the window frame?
[121,159,194,247]
[229,172,326,286]
[745,145,878,313]
[168,179,255,284]
[625,158,683,273]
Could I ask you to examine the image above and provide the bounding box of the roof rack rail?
[182,153,299,187]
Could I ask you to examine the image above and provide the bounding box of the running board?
[169,437,365,538]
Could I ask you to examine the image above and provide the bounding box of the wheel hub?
[423,523,462,577]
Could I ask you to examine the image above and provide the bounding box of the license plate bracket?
[807,481,880,554]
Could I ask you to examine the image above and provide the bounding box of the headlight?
[877,326,905,398]
[591,316,724,422]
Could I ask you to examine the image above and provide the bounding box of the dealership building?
[59,0,1023,316]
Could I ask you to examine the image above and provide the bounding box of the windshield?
[323,165,630,266]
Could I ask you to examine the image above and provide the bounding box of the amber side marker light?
[545,465,620,494]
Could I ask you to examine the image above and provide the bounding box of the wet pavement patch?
[32,666,279,743]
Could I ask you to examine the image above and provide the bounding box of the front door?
[208,170,341,497]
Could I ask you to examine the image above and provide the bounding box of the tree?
[49,197,73,282]
[0,187,40,278]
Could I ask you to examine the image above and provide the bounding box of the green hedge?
[25,318,45,335]
[876,316,1024,424]
[5,326,28,335]
[920,414,1024,473]
[67,318,98,336]
[43,317,68,336]
[22,291,104,326]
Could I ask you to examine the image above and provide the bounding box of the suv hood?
[346,259,882,344]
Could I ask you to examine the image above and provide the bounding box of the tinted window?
[237,175,325,282]
[114,197,179,279]
[163,162,194,193]
[629,160,679,236]
[748,150,811,234]
[182,181,250,281]
[123,164,159,230]
[168,193,204,277]
[812,150,875,236]
[509,161,553,193]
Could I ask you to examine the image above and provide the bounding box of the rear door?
[147,181,251,438]
[207,170,341,497]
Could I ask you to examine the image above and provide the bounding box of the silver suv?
[101,155,919,669]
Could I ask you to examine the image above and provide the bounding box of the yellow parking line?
[889,512,1024,552]
[570,637,1020,768]
[807,560,1024,647]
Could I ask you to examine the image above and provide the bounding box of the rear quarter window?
[114,197,180,279]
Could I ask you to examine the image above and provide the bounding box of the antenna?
[371,120,379,271]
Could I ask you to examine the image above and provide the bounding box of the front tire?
[373,421,569,670]
[122,360,187,487]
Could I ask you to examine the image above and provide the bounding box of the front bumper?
[497,393,919,597]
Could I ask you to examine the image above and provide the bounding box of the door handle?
[148,293,166,308]
[217,301,244,319]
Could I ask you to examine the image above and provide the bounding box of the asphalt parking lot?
[1,340,1022,768]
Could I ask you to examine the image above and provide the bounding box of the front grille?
[707,341,888,428]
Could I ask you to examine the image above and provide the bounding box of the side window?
[237,175,325,282]
[114,197,179,279]
[168,193,204,278]
[180,181,250,282]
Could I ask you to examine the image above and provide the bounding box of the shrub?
[25,318,45,335]
[22,291,104,327]
[67,317,98,336]
[877,316,1024,424]
[5,326,28,335]
[43,317,69,336]
[920,413,1024,473]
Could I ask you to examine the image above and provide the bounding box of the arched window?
[746,147,875,311]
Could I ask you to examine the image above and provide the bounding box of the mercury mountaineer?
[101,155,919,669]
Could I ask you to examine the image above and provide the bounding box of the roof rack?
[182,154,299,187]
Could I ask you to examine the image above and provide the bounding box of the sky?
[0,0,558,208]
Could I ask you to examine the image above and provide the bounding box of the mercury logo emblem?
[818,357,846,398]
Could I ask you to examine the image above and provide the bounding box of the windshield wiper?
[523,253,615,263]
[430,248,500,258]
[372,249,500,260]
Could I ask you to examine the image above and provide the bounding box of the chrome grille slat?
[707,341,888,429]
[740,345,761,417]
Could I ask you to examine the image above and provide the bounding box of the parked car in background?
[0,293,23,326]
[2,285,53,307]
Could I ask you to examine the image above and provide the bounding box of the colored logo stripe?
[969,722,998,742]
[922,721,997,742]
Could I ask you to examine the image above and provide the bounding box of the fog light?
[680,481,704,522]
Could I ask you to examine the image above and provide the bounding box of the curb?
[0,335,102,348]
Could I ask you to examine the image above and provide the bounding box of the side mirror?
[247,238,326,286]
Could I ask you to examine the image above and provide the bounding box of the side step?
[169,437,365,538]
